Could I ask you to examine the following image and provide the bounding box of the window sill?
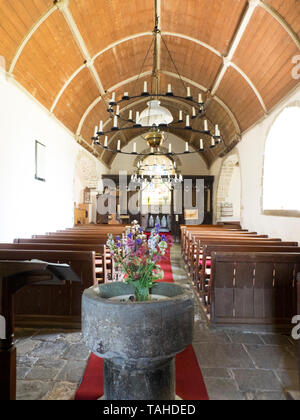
[263,210,300,218]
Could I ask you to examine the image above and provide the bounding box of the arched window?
[138,155,175,176]
[263,106,300,215]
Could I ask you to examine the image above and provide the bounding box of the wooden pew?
[0,250,96,329]
[209,252,300,327]
[0,243,109,284]
[196,245,300,312]
[185,232,270,267]
[189,237,297,275]
[181,225,245,252]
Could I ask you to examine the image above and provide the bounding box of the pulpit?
[0,260,80,400]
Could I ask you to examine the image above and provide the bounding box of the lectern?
[0,260,80,400]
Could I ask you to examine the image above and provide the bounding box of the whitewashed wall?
[237,86,300,243]
[0,73,107,243]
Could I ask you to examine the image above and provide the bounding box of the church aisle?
[14,244,299,400]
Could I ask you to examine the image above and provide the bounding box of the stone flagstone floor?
[15,244,299,400]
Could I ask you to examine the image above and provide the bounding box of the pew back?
[210,252,300,326]
[0,250,96,329]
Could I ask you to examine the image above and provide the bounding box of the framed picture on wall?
[184,209,199,220]
[35,140,46,182]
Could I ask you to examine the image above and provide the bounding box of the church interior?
[0,0,300,401]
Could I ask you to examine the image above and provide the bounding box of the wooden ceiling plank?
[56,0,106,98]
[211,0,259,95]
[9,5,57,74]
[260,0,300,49]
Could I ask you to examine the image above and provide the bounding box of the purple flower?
[116,242,121,248]
[128,233,133,239]
[136,238,142,245]
[116,236,121,241]
[161,235,166,241]
[139,227,143,233]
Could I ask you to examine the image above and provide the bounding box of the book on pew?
[26,259,81,285]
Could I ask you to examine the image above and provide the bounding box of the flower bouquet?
[106,221,171,301]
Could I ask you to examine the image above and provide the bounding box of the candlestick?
[186,115,190,127]
[129,110,133,121]
[204,120,208,132]
[111,92,115,103]
[144,81,148,93]
[168,144,172,154]
[185,142,189,152]
[198,93,203,104]
[104,136,108,148]
[117,140,121,151]
[179,110,183,122]
[116,106,120,116]
[168,84,172,93]
[192,107,196,117]
[99,121,103,133]
[94,126,98,137]
[200,139,204,150]
[113,116,118,128]
[187,87,191,97]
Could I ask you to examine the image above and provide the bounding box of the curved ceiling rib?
[9,5,57,74]
[51,30,265,115]
[259,0,300,49]
[3,0,298,167]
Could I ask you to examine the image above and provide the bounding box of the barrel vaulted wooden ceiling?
[0,0,299,168]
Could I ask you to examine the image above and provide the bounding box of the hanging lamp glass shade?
[138,100,174,126]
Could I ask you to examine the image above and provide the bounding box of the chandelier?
[92,1,222,157]
[129,159,183,191]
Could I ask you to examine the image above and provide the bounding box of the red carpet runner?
[75,235,209,401]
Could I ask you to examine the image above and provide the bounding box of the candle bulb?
[113,116,118,128]
[151,147,154,154]
[215,124,220,136]
[198,93,203,104]
[144,81,148,93]
[133,143,137,153]
[187,87,191,97]
[117,139,121,151]
[179,110,183,122]
[168,144,172,154]
[99,121,103,133]
[111,92,116,103]
[168,84,172,93]
[104,136,108,148]
[200,139,204,150]
[124,92,129,98]
[210,137,216,148]
[116,106,120,116]
[129,110,133,121]
[94,126,98,137]
[185,142,189,152]
[192,107,196,117]
[186,115,190,127]
[204,119,208,132]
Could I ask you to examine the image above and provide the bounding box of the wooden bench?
[196,245,300,312]
[181,225,245,252]
[0,243,110,284]
[185,232,270,267]
[209,252,300,327]
[0,250,96,329]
